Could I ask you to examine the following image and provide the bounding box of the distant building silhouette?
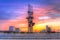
[9,26,14,32]
[15,28,20,33]
[46,25,51,33]
[40,30,46,33]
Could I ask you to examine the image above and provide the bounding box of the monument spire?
[26,4,35,33]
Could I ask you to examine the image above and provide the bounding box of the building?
[9,26,14,32]
[46,25,51,33]
[40,30,46,33]
[15,28,20,33]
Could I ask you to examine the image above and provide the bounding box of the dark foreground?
[0,33,60,39]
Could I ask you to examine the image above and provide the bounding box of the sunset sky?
[0,0,60,32]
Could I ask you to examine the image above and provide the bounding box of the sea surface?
[0,33,60,40]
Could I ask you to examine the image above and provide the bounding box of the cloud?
[47,12,60,19]
[46,0,60,12]
[0,10,24,20]
[38,16,51,20]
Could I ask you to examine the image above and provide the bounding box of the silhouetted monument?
[26,4,35,33]
[46,25,51,33]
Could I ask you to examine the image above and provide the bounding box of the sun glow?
[33,20,60,32]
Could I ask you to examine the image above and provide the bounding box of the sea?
[0,33,60,40]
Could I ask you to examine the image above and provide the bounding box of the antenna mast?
[26,4,35,33]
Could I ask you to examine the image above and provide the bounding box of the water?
[0,33,60,40]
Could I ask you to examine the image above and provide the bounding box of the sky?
[0,0,60,32]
